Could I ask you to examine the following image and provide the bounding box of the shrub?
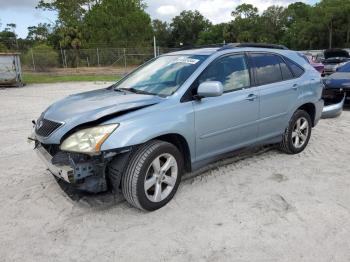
[23,44,59,71]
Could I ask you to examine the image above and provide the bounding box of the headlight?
[60,124,119,154]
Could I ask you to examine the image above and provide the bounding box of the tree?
[37,0,87,27]
[83,0,152,47]
[23,44,59,71]
[170,10,211,47]
[229,4,259,42]
[316,0,344,48]
[152,19,171,47]
[259,6,287,43]
[27,23,53,42]
[232,4,258,19]
[197,23,229,45]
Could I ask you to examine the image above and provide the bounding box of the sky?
[0,0,319,38]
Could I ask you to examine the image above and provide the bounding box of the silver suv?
[29,44,324,211]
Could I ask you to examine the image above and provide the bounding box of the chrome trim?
[35,144,73,183]
[321,94,345,119]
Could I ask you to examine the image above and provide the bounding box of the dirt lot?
[0,82,350,262]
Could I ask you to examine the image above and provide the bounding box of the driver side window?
[198,54,251,92]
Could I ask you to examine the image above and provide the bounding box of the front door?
[192,54,260,162]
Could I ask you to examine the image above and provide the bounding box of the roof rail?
[217,42,289,51]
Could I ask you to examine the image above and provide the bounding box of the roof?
[166,43,289,56]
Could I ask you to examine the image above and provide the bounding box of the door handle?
[292,84,298,90]
[245,94,258,101]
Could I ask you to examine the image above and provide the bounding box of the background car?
[323,48,350,75]
[301,52,325,75]
[322,61,350,118]
[307,55,325,75]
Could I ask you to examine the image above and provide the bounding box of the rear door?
[249,53,300,139]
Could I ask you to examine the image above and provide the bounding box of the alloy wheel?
[292,117,309,149]
[144,153,178,202]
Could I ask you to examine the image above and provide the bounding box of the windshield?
[113,55,207,96]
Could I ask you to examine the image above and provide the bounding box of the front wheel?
[279,110,312,154]
[121,140,183,211]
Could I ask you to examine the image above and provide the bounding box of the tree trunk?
[347,21,350,47]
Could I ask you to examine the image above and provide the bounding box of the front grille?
[35,118,63,137]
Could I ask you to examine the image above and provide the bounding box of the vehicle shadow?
[54,145,276,210]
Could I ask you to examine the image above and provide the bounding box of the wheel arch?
[297,103,316,127]
[152,133,192,173]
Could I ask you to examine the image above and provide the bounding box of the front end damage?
[31,139,131,193]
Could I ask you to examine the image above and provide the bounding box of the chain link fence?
[20,47,179,75]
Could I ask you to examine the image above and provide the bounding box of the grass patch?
[23,73,120,84]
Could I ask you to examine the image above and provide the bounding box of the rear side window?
[251,53,283,85]
[285,58,304,77]
[279,59,294,80]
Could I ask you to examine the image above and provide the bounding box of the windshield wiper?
[117,87,157,96]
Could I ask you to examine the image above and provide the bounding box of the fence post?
[60,43,65,69]
[31,49,36,71]
[123,48,127,74]
[97,48,100,67]
[153,36,157,58]
[63,50,67,68]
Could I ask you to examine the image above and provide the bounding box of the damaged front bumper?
[322,94,345,118]
[322,88,346,118]
[35,143,74,183]
[31,139,118,193]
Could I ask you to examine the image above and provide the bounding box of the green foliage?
[197,24,229,45]
[0,43,8,52]
[170,10,212,47]
[152,20,171,47]
[27,23,52,42]
[23,44,59,71]
[4,0,350,53]
[83,0,152,47]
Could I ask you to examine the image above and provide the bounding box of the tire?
[121,140,183,211]
[279,110,312,154]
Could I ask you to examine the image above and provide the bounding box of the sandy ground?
[0,82,350,262]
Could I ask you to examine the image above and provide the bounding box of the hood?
[324,49,350,64]
[324,49,350,59]
[324,72,350,89]
[38,88,163,141]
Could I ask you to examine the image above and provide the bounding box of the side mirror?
[197,81,224,99]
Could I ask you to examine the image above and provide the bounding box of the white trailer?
[0,53,23,87]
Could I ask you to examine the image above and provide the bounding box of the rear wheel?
[121,140,183,211]
[280,110,312,154]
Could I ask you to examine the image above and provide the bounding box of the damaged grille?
[35,118,63,137]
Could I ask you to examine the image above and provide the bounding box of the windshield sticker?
[169,57,200,65]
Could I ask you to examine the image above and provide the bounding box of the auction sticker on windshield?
[169,56,200,65]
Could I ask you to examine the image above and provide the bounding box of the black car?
[322,62,350,118]
[323,49,350,76]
